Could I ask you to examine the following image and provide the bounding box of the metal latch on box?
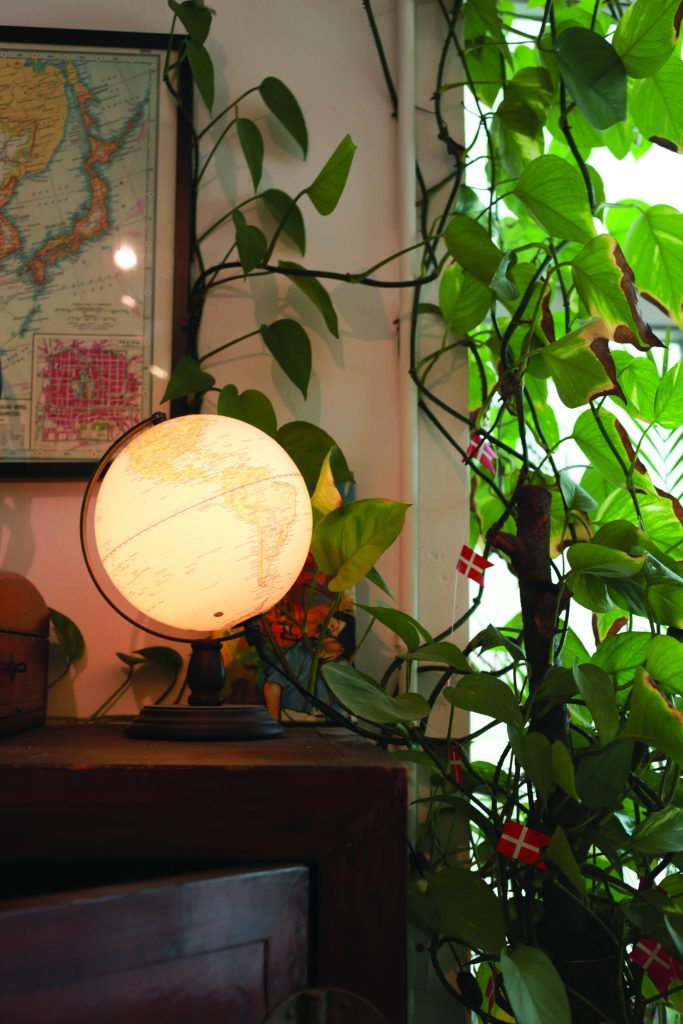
[0,654,27,682]
[266,988,388,1024]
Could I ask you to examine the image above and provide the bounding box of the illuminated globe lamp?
[80,412,313,740]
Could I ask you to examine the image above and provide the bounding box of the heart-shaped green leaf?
[573,409,652,490]
[469,624,525,662]
[551,741,579,801]
[508,729,552,803]
[233,209,267,275]
[236,117,264,190]
[49,609,85,662]
[571,235,660,350]
[311,498,409,591]
[546,826,585,894]
[259,76,308,157]
[491,94,544,177]
[161,355,215,402]
[623,206,683,328]
[276,421,353,493]
[400,641,470,673]
[501,945,571,1024]
[357,603,432,652]
[575,740,633,809]
[614,0,681,78]
[134,646,183,674]
[535,322,622,408]
[169,0,212,43]
[261,189,306,255]
[311,449,342,521]
[260,319,312,398]
[443,674,523,730]
[444,214,503,283]
[431,869,506,954]
[572,663,620,743]
[623,668,683,762]
[185,37,214,111]
[646,635,683,696]
[306,135,356,215]
[117,652,146,668]
[279,260,339,337]
[655,362,683,427]
[553,27,626,130]
[631,60,683,153]
[439,263,492,334]
[217,384,277,436]
[567,543,646,578]
[322,661,429,723]
[490,251,519,301]
[631,806,683,855]
[592,631,650,685]
[514,155,595,243]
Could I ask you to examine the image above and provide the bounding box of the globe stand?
[124,639,284,740]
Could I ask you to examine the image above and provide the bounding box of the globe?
[92,413,313,636]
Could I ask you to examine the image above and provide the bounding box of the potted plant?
[126,2,683,1020]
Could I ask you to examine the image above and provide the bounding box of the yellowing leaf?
[534,321,624,408]
[311,450,342,522]
[623,668,683,764]
[311,498,409,591]
[571,235,661,350]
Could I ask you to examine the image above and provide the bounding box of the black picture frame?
[0,26,192,480]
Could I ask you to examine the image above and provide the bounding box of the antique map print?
[0,40,163,465]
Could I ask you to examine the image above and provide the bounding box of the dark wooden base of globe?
[124,704,283,740]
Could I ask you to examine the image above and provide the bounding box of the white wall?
[0,0,406,714]
[1,1,468,729]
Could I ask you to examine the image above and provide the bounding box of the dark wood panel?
[0,722,407,1023]
[0,866,308,1024]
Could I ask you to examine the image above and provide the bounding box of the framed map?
[0,26,192,479]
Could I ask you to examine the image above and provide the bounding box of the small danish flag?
[456,545,494,586]
[485,969,497,1012]
[496,820,551,870]
[630,937,683,993]
[449,745,463,785]
[467,432,497,474]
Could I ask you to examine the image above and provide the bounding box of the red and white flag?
[449,745,463,785]
[485,970,497,1013]
[496,820,551,869]
[467,432,497,474]
[456,545,493,586]
[630,937,683,993]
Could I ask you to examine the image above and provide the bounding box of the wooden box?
[0,573,49,737]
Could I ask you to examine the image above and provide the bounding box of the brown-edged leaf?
[571,234,662,350]
[534,320,625,408]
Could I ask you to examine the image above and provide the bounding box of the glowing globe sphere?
[93,414,313,634]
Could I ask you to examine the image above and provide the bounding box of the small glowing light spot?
[120,294,138,310]
[148,364,169,380]
[114,244,137,270]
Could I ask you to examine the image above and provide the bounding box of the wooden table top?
[0,718,404,771]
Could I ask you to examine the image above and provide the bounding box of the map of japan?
[0,38,163,464]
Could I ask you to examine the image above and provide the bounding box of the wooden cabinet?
[0,722,407,1023]
[0,866,309,1023]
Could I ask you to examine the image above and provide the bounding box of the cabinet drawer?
[0,865,308,1024]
